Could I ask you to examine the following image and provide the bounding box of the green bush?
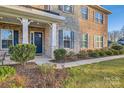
[54,49,67,60]
[87,50,100,58]
[111,49,120,55]
[66,51,75,57]
[77,50,88,58]
[118,50,124,54]
[0,66,16,81]
[105,50,113,56]
[9,44,36,64]
[97,50,106,57]
[111,44,123,50]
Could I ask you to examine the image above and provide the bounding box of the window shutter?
[59,30,63,48]
[14,30,19,46]
[71,31,74,49]
[58,5,63,11]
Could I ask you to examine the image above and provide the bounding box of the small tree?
[9,44,36,65]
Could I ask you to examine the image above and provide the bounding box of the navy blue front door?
[34,32,42,53]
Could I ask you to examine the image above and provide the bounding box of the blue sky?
[103,5,124,32]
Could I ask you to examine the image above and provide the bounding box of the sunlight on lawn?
[63,58,124,88]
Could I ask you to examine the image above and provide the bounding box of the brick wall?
[49,5,109,51]
[0,22,51,56]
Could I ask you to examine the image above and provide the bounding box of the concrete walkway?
[54,55,124,69]
[2,55,50,65]
[2,55,124,69]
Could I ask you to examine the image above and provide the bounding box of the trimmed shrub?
[54,49,67,60]
[9,44,36,64]
[87,50,100,58]
[66,51,76,57]
[105,50,113,56]
[77,50,88,59]
[65,51,78,61]
[111,44,123,50]
[0,66,16,81]
[111,49,120,55]
[98,50,107,57]
[118,50,124,54]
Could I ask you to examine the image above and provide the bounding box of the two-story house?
[0,5,111,58]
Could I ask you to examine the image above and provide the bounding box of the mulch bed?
[50,57,92,63]
[0,63,68,88]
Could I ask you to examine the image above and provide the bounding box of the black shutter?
[14,30,19,46]
[71,31,74,49]
[59,30,63,48]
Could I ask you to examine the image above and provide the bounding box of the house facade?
[0,5,111,58]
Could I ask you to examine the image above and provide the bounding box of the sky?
[103,5,124,32]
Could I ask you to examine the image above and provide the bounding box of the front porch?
[0,5,65,58]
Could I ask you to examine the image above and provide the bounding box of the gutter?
[0,5,65,23]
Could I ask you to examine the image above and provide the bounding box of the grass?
[63,58,124,88]
[1,58,124,88]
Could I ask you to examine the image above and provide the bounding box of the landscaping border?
[55,55,124,69]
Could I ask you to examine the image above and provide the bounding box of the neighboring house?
[0,5,111,58]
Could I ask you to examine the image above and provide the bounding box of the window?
[59,5,73,13]
[99,14,103,24]
[81,7,88,20]
[1,29,13,49]
[82,33,88,48]
[44,5,50,10]
[59,30,74,48]
[95,12,103,24]
[94,35,103,48]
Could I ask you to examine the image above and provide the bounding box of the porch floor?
[2,56,51,65]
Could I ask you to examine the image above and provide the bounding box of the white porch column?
[21,18,30,44]
[51,23,57,59]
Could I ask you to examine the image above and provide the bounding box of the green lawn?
[63,58,124,88]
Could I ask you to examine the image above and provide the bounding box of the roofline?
[88,5,112,14]
[0,5,65,23]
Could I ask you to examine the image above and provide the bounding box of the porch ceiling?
[0,5,65,23]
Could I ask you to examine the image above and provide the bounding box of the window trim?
[81,6,88,20]
[82,33,89,49]
[30,32,35,44]
[63,30,72,48]
[62,5,74,14]
[95,12,104,24]
[0,29,14,50]
[59,30,74,49]
[94,35,104,48]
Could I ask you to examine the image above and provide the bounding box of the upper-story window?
[59,5,73,13]
[44,5,50,11]
[81,7,88,20]
[95,12,103,24]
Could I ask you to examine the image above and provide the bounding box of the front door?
[34,32,42,53]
